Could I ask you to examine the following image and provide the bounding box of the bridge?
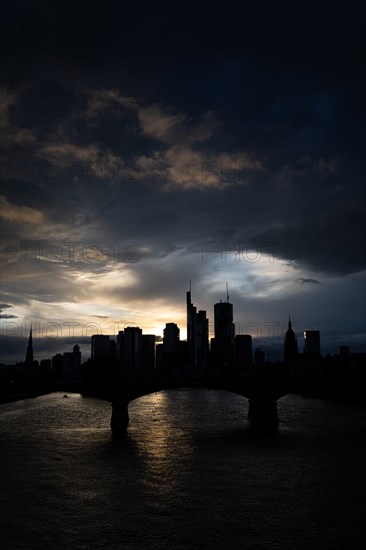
[83,367,296,430]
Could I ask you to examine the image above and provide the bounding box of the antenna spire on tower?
[226,282,229,302]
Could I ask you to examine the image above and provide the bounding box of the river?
[0,390,365,549]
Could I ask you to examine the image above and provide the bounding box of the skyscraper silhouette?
[117,327,143,370]
[163,323,180,352]
[142,335,156,369]
[212,296,235,372]
[304,330,321,357]
[186,284,197,368]
[91,334,111,359]
[25,326,34,364]
[195,309,209,369]
[186,284,209,369]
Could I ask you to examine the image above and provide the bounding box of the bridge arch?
[109,382,290,431]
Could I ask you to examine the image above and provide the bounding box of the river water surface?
[0,390,365,549]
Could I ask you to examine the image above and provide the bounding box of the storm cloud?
[1,0,365,363]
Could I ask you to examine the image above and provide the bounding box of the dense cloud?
[0,1,365,362]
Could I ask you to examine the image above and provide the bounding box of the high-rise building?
[187,286,197,368]
[339,346,350,357]
[186,285,209,369]
[163,323,180,352]
[91,334,111,359]
[304,330,321,357]
[117,327,143,370]
[63,344,81,379]
[196,310,209,369]
[212,299,235,372]
[52,353,63,378]
[63,352,74,378]
[73,344,81,371]
[159,323,183,370]
[283,317,298,365]
[25,327,34,364]
[40,359,51,371]
[142,335,156,369]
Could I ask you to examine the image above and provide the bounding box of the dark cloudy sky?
[1,0,365,363]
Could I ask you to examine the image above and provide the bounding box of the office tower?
[339,346,350,357]
[63,344,81,379]
[303,330,321,356]
[186,285,209,369]
[118,326,143,370]
[25,327,34,364]
[160,323,184,370]
[40,359,51,370]
[73,344,81,374]
[63,352,74,379]
[235,334,252,372]
[212,298,235,372]
[91,334,110,359]
[283,317,298,365]
[187,285,197,368]
[196,310,209,369]
[163,323,180,352]
[142,335,156,369]
[52,353,64,378]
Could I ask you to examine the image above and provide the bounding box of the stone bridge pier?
[247,397,279,426]
[110,378,129,431]
[109,381,283,431]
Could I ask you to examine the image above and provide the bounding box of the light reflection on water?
[0,390,366,549]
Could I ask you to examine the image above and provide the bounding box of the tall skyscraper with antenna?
[212,284,235,372]
[187,282,197,368]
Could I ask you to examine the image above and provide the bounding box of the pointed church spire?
[25,325,34,364]
[284,316,298,364]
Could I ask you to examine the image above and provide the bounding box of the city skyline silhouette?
[2,281,365,366]
[1,285,365,425]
